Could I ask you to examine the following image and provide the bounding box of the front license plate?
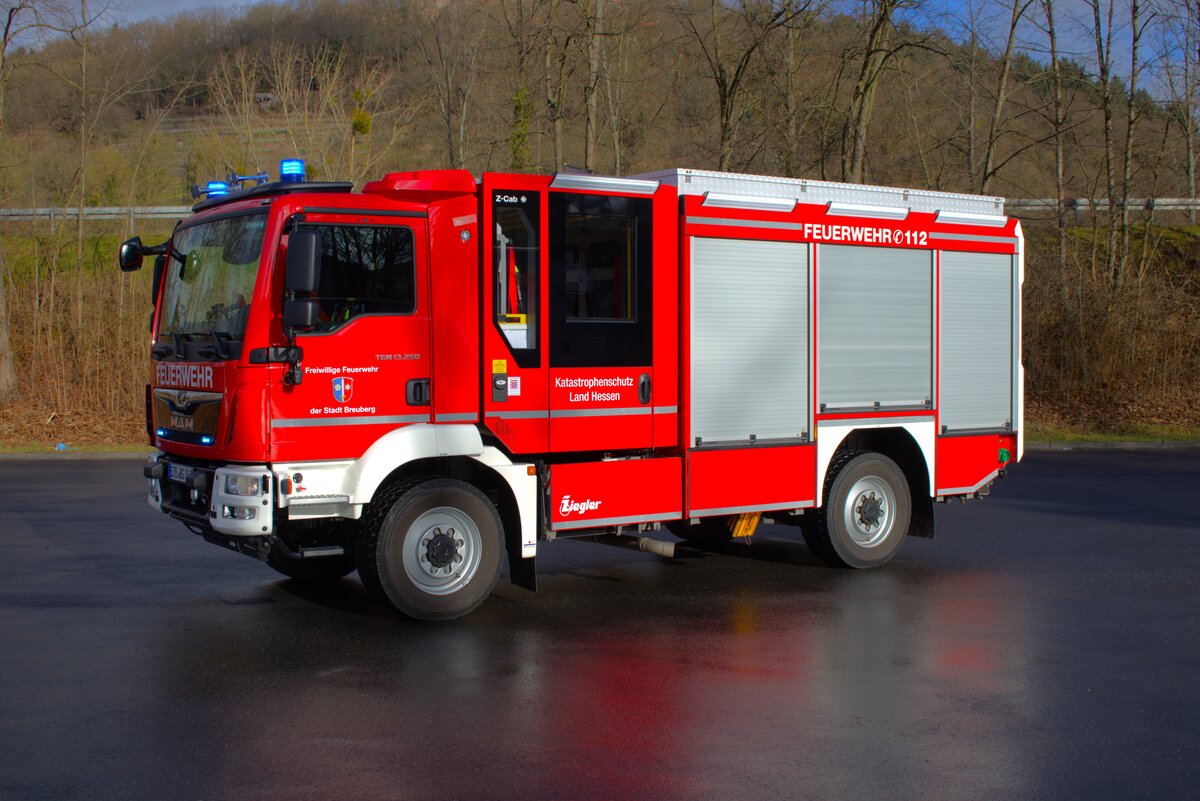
[167,463,195,485]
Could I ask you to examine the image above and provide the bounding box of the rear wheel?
[357,477,503,621]
[803,451,911,568]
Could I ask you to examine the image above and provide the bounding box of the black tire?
[357,477,503,621]
[803,450,911,568]
[266,544,357,583]
[664,516,734,547]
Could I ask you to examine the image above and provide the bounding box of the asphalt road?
[1,450,1198,801]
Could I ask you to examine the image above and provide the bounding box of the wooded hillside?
[1,0,1199,447]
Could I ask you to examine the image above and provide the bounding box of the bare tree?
[980,0,1035,193]
[1085,0,1118,285]
[418,2,483,169]
[678,0,807,171]
[842,0,931,183]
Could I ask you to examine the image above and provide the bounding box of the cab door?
[270,211,431,462]
[546,181,662,453]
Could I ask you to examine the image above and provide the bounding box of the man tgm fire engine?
[120,160,1023,620]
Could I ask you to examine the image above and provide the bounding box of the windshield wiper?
[197,330,232,360]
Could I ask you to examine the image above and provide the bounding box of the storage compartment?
[686,445,815,517]
[548,457,682,531]
[939,251,1015,433]
[817,244,932,411]
[690,237,810,446]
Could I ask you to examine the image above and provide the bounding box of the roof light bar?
[702,192,797,213]
[205,181,229,198]
[935,210,1008,227]
[825,201,909,220]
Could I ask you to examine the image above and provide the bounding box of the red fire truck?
[120,162,1022,620]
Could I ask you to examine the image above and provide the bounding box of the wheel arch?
[816,422,935,539]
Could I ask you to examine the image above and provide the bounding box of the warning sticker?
[492,359,507,374]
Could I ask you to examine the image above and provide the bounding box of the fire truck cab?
[123,162,1022,620]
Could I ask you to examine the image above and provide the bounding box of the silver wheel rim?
[843,476,896,548]
[401,506,483,596]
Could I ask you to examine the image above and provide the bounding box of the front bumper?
[146,453,274,537]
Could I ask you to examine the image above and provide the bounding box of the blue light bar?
[280,159,306,182]
[205,181,229,197]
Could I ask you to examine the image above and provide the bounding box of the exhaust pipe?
[590,533,676,559]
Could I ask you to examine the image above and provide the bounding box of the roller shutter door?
[817,245,932,410]
[690,237,809,445]
[939,251,1014,432]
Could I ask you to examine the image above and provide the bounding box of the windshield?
[158,213,267,340]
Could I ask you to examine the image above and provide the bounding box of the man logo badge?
[332,376,354,403]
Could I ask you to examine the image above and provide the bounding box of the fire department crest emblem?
[332,376,354,403]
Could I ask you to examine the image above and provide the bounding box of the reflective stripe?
[653,405,679,414]
[552,511,682,531]
[272,414,429,428]
[550,406,652,418]
[487,409,547,420]
[928,232,1018,245]
[688,500,814,517]
[817,415,934,428]
[435,412,477,422]
[685,216,805,231]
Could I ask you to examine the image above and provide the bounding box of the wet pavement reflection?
[2,450,1198,800]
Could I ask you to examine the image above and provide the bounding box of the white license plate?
[167,463,195,484]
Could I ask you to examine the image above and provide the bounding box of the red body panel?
[935,434,1015,495]
[549,457,683,530]
[428,196,481,424]
[686,446,816,517]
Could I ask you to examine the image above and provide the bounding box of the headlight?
[224,475,261,496]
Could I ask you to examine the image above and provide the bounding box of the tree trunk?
[0,242,16,401]
[980,0,1031,193]
[584,0,604,172]
[843,0,898,183]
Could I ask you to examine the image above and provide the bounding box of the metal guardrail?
[1,199,1198,222]
[1006,198,1200,212]
[0,207,190,222]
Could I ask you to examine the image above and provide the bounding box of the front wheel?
[803,451,911,568]
[357,477,503,621]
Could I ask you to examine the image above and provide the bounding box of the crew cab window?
[493,191,539,356]
[298,224,415,331]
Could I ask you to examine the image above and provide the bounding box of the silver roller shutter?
[818,245,932,410]
[690,237,809,444]
[939,251,1014,432]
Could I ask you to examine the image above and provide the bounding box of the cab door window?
[297,224,416,331]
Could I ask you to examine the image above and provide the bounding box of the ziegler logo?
[559,494,601,516]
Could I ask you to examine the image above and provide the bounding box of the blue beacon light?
[205,181,229,197]
[280,159,306,182]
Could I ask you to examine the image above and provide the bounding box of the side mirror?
[119,237,144,272]
[284,298,320,330]
[285,229,321,293]
[151,255,166,306]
